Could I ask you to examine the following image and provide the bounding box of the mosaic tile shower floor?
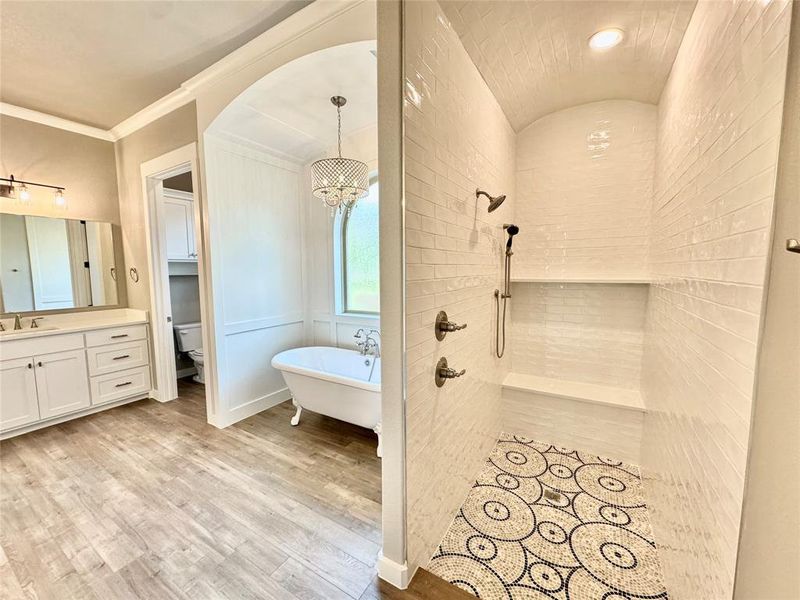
[427,433,669,599]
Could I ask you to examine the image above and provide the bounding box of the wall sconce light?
[53,188,67,209]
[0,174,67,208]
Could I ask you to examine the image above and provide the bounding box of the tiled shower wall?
[510,283,648,390]
[641,1,793,598]
[403,0,515,575]
[510,101,655,388]
[514,100,656,279]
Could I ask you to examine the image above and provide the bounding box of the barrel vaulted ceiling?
[439,0,697,131]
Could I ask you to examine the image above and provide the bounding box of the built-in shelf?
[511,276,651,284]
[502,372,645,413]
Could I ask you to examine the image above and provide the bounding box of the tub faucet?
[354,328,381,358]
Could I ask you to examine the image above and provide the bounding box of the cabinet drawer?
[86,340,149,376]
[85,324,147,348]
[0,333,84,361]
[90,366,151,406]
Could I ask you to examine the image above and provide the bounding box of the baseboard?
[0,394,148,440]
[377,554,410,589]
[176,367,197,379]
[211,387,291,429]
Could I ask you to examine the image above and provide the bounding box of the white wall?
[203,135,306,427]
[735,6,800,595]
[511,283,647,389]
[509,100,656,390]
[403,0,516,576]
[303,124,379,349]
[641,1,793,598]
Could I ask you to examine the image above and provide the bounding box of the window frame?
[333,173,379,317]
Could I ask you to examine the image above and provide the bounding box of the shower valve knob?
[435,311,467,341]
[435,357,466,387]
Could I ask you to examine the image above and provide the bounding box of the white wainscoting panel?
[204,135,306,427]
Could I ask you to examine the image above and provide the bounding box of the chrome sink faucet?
[13,314,22,330]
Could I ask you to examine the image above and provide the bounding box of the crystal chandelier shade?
[311,96,369,214]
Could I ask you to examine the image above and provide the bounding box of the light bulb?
[54,188,67,208]
[589,28,624,51]
[19,184,30,203]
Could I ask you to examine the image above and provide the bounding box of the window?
[337,178,379,314]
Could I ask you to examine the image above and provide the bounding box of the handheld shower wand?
[495,224,519,358]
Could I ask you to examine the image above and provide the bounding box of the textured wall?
[0,115,119,223]
[514,100,656,279]
[403,0,515,576]
[114,103,198,311]
[640,1,793,598]
[510,283,648,389]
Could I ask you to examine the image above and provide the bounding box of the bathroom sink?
[0,326,59,336]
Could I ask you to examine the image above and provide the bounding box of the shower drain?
[543,489,562,502]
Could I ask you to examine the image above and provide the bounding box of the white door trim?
[139,144,215,421]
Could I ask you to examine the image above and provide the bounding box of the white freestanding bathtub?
[271,346,382,457]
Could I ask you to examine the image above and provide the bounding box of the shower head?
[477,189,506,212]
[504,224,520,250]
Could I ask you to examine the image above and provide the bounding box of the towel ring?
[129,267,139,283]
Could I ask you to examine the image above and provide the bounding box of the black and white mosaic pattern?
[428,433,669,599]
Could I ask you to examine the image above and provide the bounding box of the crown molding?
[182,0,366,97]
[109,87,194,141]
[0,103,115,141]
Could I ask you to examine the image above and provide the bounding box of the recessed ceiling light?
[589,28,624,51]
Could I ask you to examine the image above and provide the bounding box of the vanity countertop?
[0,308,149,342]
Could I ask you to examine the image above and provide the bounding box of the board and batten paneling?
[203,135,306,427]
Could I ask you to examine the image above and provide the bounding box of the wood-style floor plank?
[0,379,471,600]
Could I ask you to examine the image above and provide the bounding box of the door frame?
[140,144,211,416]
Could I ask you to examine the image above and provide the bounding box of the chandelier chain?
[337,103,342,158]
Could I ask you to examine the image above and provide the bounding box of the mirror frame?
[0,214,127,317]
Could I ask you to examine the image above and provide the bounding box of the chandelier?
[311,96,369,215]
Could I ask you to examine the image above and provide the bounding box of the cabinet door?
[164,198,196,261]
[0,357,40,431]
[164,198,192,260]
[34,349,90,419]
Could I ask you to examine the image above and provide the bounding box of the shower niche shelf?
[510,276,651,284]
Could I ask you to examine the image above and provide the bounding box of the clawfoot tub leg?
[290,399,302,426]
[373,423,382,458]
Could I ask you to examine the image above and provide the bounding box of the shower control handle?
[435,311,467,341]
[435,357,466,387]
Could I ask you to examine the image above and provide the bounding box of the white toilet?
[173,322,204,384]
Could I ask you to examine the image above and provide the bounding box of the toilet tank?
[173,322,202,352]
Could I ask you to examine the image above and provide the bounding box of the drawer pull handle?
[37,361,43,367]
[111,334,129,339]
[112,355,131,361]
[115,381,133,388]
[27,363,32,369]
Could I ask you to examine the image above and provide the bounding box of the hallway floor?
[0,379,400,599]
[428,433,669,599]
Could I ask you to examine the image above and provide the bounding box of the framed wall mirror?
[0,213,123,314]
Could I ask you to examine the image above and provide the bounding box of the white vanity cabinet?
[0,313,152,438]
[164,189,197,262]
[0,357,40,430]
[33,349,91,419]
